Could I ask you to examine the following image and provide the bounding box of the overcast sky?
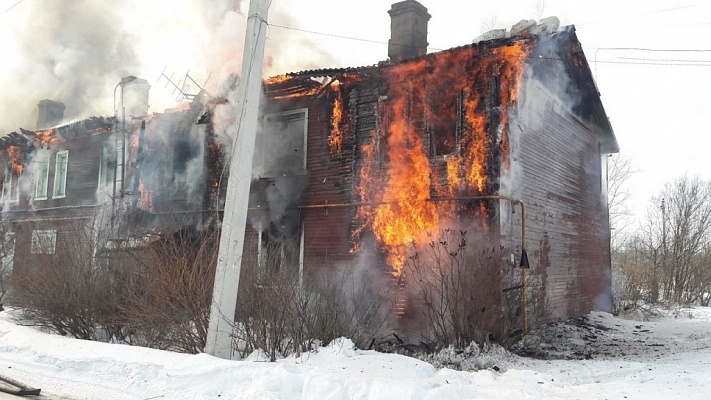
[1,0,710,226]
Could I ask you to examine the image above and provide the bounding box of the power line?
[576,1,711,27]
[591,59,711,67]
[267,21,711,68]
[5,0,24,12]
[268,22,444,52]
[617,56,711,63]
[591,47,711,53]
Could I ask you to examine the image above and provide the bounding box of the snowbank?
[1,308,711,399]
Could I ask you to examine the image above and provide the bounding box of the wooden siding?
[503,82,612,322]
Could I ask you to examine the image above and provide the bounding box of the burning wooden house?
[0,80,221,276]
[0,0,617,335]
[246,1,617,325]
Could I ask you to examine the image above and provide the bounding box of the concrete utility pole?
[205,0,270,359]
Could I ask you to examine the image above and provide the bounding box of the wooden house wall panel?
[504,92,611,322]
[259,95,358,268]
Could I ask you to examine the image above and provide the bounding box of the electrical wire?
[5,0,24,12]
[268,22,445,52]
[592,59,711,67]
[617,56,711,63]
[591,47,711,53]
[576,1,711,27]
[266,22,711,66]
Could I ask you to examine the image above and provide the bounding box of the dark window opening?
[262,109,308,178]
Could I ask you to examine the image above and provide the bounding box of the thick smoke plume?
[0,0,140,134]
[0,0,249,135]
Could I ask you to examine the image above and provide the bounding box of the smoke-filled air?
[0,0,340,136]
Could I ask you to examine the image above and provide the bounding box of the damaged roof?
[265,24,618,153]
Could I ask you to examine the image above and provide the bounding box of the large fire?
[261,42,530,277]
[354,42,531,276]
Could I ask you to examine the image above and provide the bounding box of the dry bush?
[234,269,298,360]
[404,229,534,349]
[9,216,218,353]
[295,266,394,352]
[118,228,218,353]
[9,220,123,340]
[233,241,393,361]
[0,224,14,308]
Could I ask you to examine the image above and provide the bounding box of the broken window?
[31,229,56,254]
[262,109,308,177]
[53,150,68,198]
[34,152,50,200]
[429,91,462,157]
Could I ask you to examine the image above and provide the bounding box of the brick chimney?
[36,99,66,129]
[388,0,431,62]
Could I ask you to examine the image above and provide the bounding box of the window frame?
[2,166,20,203]
[34,151,50,200]
[53,150,69,198]
[261,108,308,178]
[31,229,57,254]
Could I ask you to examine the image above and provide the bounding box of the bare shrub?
[404,229,514,349]
[9,215,218,353]
[232,247,298,361]
[0,224,15,308]
[9,220,122,339]
[295,267,394,351]
[233,240,394,361]
[118,228,218,354]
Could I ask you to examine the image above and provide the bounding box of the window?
[2,166,20,202]
[262,109,308,177]
[1,232,14,276]
[31,229,56,254]
[257,221,304,283]
[35,152,50,200]
[53,150,68,198]
[429,91,461,157]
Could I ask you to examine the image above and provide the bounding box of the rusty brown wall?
[256,94,357,271]
[502,79,612,322]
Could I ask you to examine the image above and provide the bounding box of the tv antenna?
[157,67,213,103]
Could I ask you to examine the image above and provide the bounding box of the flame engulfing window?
[34,152,50,200]
[53,150,68,198]
[429,91,461,157]
[261,108,308,178]
[31,229,56,254]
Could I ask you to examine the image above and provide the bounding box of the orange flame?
[34,129,56,148]
[353,42,531,277]
[265,74,291,85]
[137,181,155,212]
[7,146,23,175]
[446,155,462,197]
[328,82,345,157]
[493,43,528,172]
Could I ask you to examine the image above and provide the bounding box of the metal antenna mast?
[157,68,212,102]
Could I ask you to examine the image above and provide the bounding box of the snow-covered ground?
[1,307,710,399]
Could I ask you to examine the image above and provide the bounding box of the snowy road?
[0,308,710,399]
